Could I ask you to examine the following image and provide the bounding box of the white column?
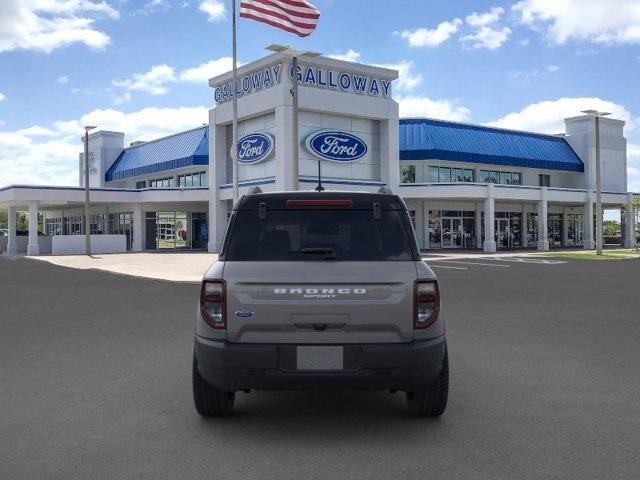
[381,117,400,193]
[537,187,549,251]
[421,200,429,250]
[483,185,496,253]
[624,193,636,248]
[275,104,294,191]
[562,207,569,247]
[475,202,483,249]
[7,206,18,255]
[209,117,230,253]
[584,196,595,250]
[27,203,40,256]
[132,204,143,252]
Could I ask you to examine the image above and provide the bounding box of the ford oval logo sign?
[234,133,274,164]
[305,130,367,163]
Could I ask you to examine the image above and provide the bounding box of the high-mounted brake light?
[286,199,354,207]
[414,280,440,329]
[200,279,226,329]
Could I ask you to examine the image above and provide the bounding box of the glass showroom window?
[46,218,63,236]
[428,166,473,183]
[90,214,106,235]
[135,180,146,189]
[401,165,416,183]
[480,170,521,185]
[539,174,551,187]
[178,171,207,188]
[149,177,175,188]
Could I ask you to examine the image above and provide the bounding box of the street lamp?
[581,110,610,256]
[83,125,96,255]
[266,44,321,191]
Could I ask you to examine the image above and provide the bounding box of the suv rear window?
[223,209,417,261]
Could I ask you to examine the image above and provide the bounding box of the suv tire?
[192,354,235,417]
[406,347,449,417]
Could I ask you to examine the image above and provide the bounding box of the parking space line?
[430,265,468,270]
[435,261,510,268]
[492,257,568,265]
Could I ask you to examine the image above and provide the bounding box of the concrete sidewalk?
[18,249,564,282]
[27,252,217,283]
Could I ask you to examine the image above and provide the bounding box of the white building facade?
[0,53,637,255]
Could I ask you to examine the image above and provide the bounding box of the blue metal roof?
[105,126,209,181]
[399,118,584,172]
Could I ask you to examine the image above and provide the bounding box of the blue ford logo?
[305,131,368,163]
[235,311,255,318]
[235,133,274,164]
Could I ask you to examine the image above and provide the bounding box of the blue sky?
[1,0,639,197]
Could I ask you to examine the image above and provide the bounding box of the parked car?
[193,191,448,417]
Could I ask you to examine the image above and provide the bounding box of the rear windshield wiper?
[290,247,337,260]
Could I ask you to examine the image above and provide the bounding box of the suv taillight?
[200,280,226,329]
[414,280,440,329]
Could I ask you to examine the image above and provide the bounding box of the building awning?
[105,126,209,182]
[399,118,584,172]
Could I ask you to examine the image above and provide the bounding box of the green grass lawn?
[545,249,640,260]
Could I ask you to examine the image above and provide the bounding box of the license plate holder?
[296,346,343,371]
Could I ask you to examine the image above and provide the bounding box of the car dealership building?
[0,52,637,255]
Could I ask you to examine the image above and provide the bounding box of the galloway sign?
[305,131,368,163]
[234,133,275,164]
[292,64,392,99]
[214,64,282,104]
[213,61,394,104]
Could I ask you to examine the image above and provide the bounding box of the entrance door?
[442,218,463,248]
[495,218,512,249]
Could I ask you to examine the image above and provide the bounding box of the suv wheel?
[406,347,449,417]
[192,354,235,417]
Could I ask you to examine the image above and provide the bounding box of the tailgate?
[224,261,417,344]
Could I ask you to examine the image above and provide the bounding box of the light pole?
[582,110,610,256]
[266,44,320,191]
[83,125,96,255]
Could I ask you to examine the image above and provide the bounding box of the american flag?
[240,0,321,38]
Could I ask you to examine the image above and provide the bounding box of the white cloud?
[486,97,635,134]
[396,19,463,48]
[179,57,234,82]
[328,50,362,63]
[508,64,560,81]
[199,0,226,22]
[461,26,511,50]
[373,60,422,93]
[398,96,471,122]
[113,64,177,95]
[520,38,531,46]
[113,91,132,105]
[513,0,640,45]
[0,106,209,187]
[466,6,504,27]
[0,92,5,102]
[0,0,119,54]
[57,76,69,84]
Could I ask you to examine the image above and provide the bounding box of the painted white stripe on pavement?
[436,261,510,268]
[430,265,468,270]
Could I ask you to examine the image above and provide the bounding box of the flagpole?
[291,55,299,191]
[231,0,239,201]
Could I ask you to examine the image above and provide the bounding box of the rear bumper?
[194,335,447,392]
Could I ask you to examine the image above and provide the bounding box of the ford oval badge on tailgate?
[235,310,255,318]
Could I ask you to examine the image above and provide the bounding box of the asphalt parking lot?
[1,256,640,479]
